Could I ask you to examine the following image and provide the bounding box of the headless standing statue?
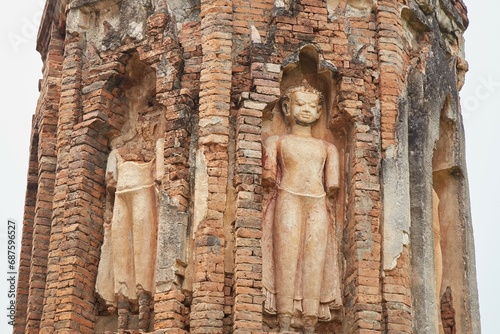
[96,139,163,331]
[262,84,341,333]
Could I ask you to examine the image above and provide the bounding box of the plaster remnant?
[327,0,342,17]
[193,148,208,236]
[383,140,411,271]
[165,0,200,31]
[275,0,286,8]
[250,24,262,44]
[347,0,373,17]
[199,116,228,128]
[156,192,189,292]
[67,0,149,50]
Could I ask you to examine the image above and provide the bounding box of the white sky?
[0,0,498,333]
[461,1,500,333]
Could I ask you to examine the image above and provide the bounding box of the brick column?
[42,37,120,333]
[376,1,414,333]
[48,118,108,333]
[190,0,233,333]
[231,60,281,333]
[340,120,383,333]
[14,129,38,334]
[24,24,63,334]
[337,50,384,334]
[38,31,83,333]
[377,0,404,151]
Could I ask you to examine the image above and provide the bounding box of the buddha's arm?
[325,142,340,197]
[105,150,121,194]
[262,136,279,188]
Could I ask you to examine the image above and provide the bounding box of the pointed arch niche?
[261,44,347,333]
[432,97,468,334]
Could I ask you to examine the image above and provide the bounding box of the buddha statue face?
[282,85,324,126]
[290,90,322,125]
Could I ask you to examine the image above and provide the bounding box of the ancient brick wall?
[15,0,479,333]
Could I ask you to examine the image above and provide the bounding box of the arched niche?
[432,97,464,334]
[95,52,166,333]
[261,43,346,334]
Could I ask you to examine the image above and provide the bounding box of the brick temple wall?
[15,0,479,333]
